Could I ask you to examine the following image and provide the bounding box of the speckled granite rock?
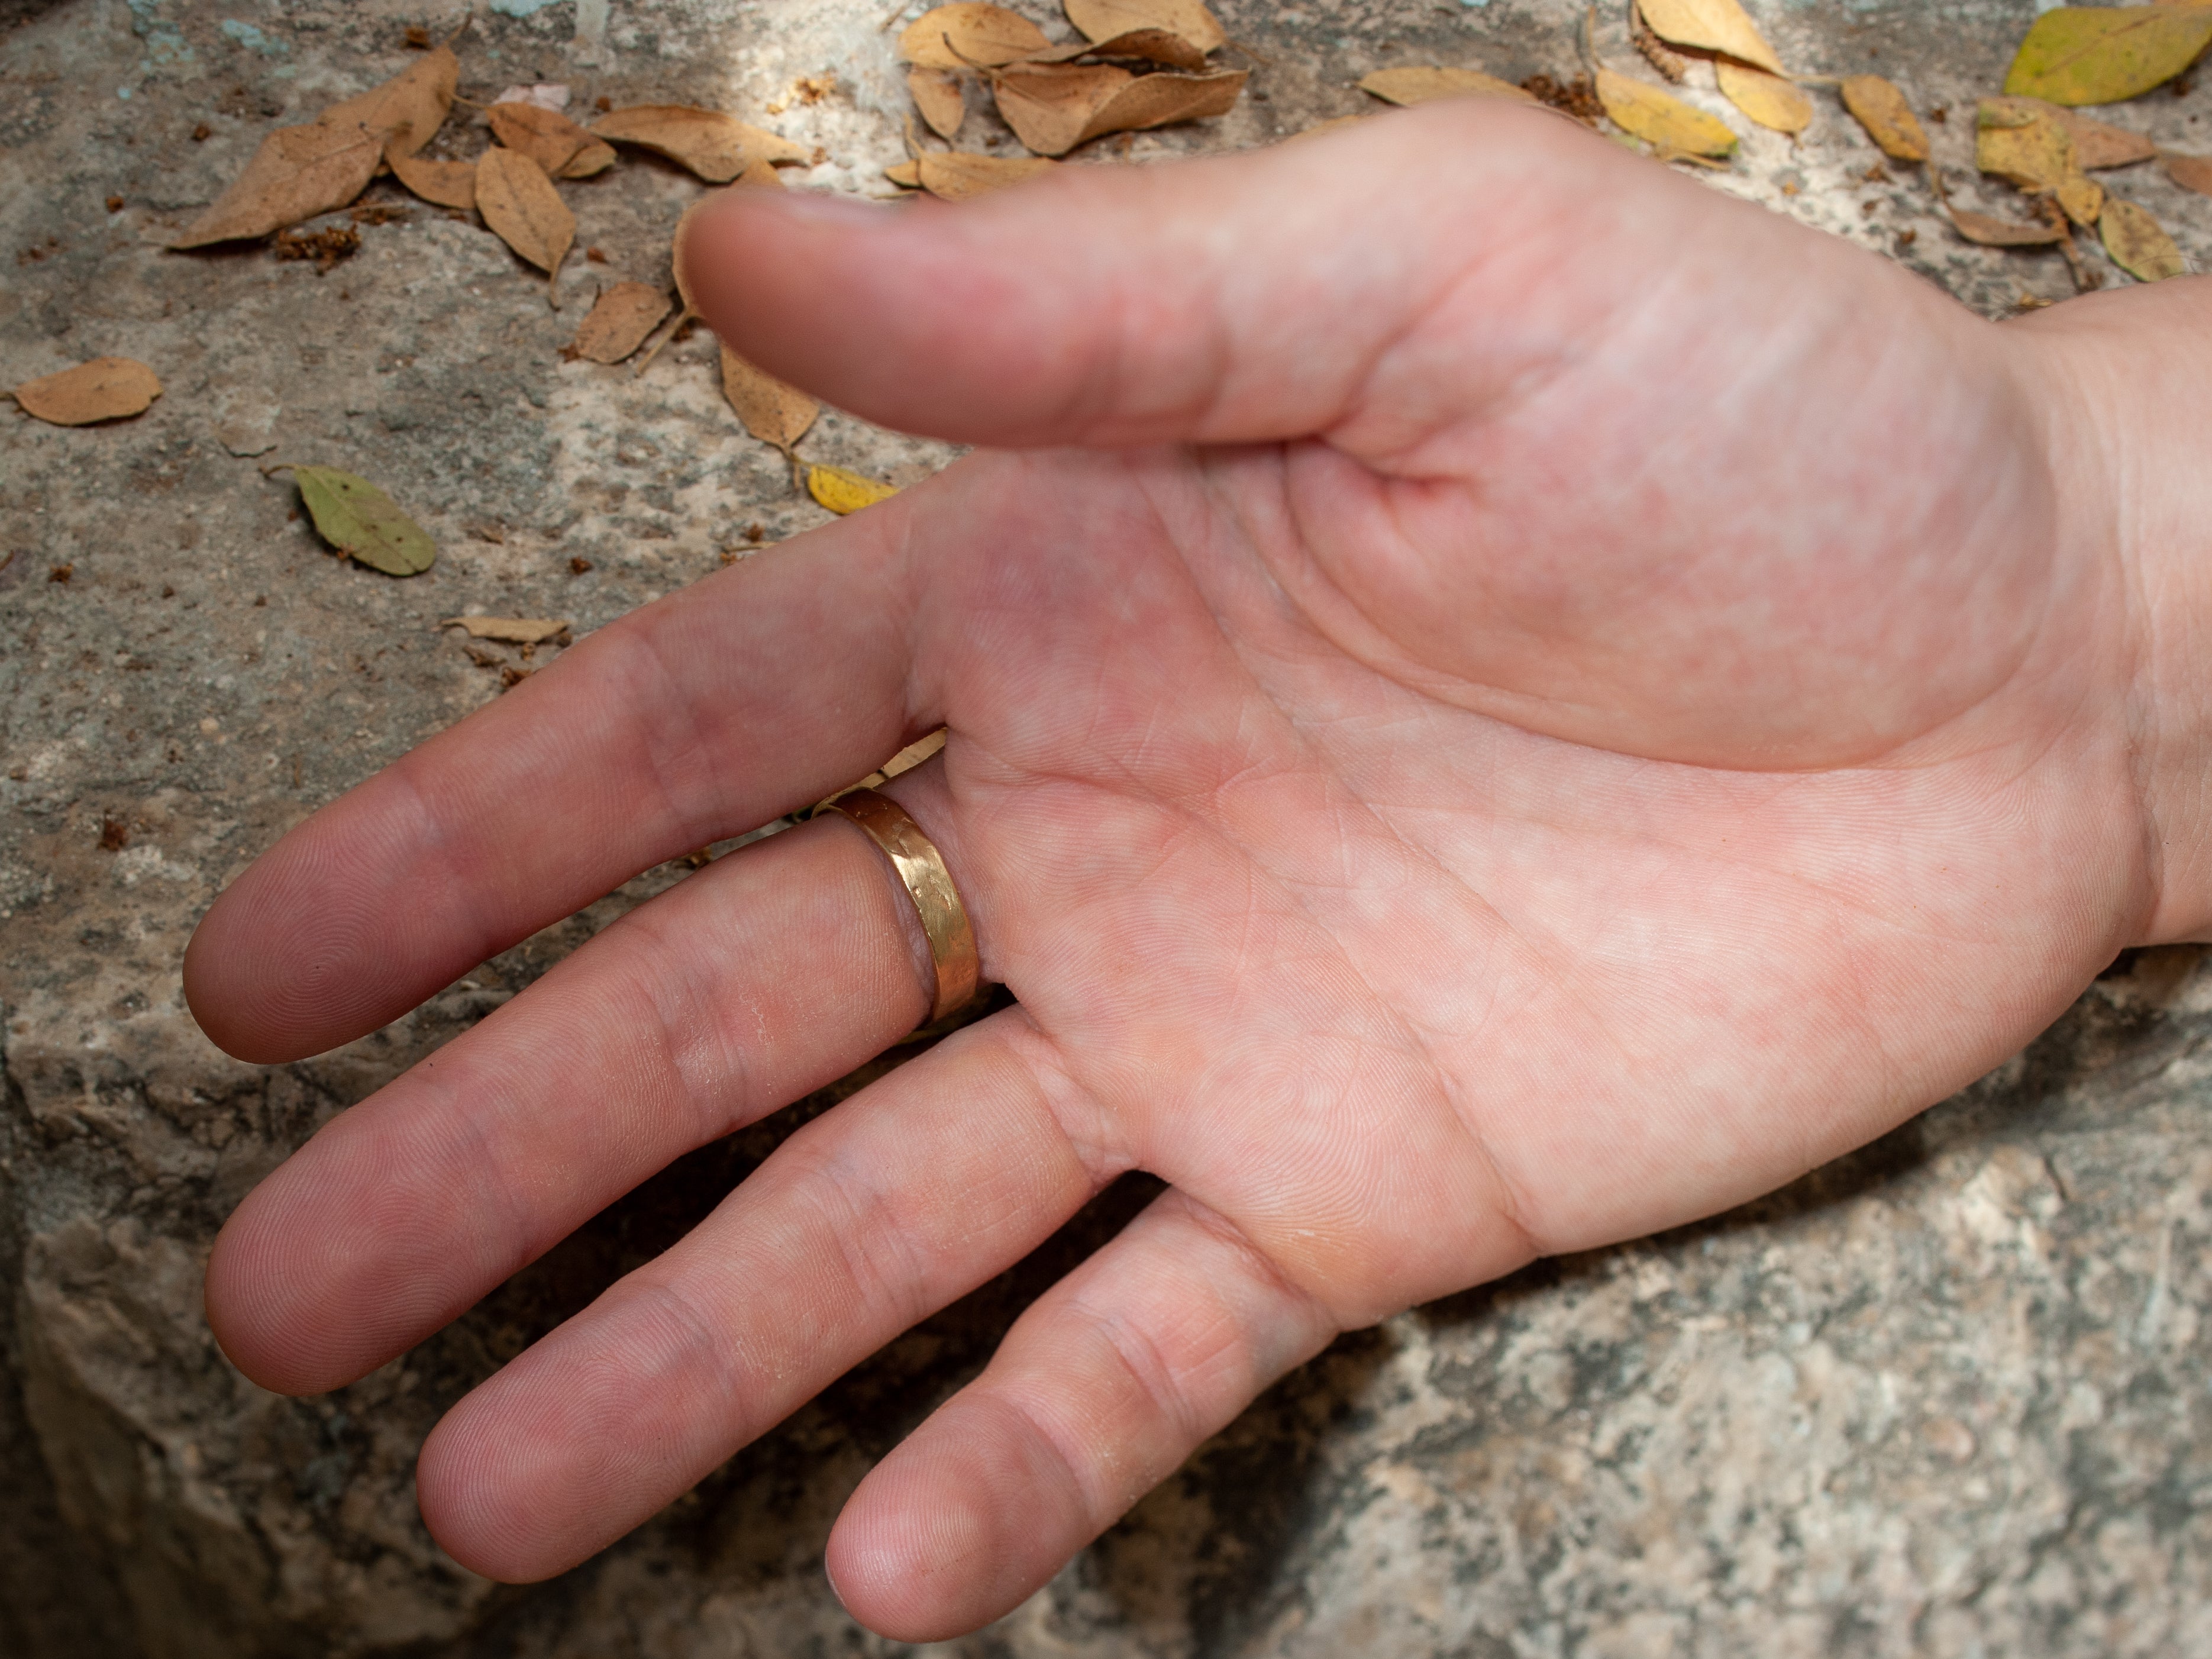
[7,2,2212,1656]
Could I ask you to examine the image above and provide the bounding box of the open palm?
[186,103,2179,1640]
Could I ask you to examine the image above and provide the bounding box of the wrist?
[2011,280,2212,943]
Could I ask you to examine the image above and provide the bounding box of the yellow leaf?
[2057,172,2106,224]
[721,347,819,452]
[2100,196,2186,279]
[884,159,924,188]
[1988,96,2159,169]
[1976,101,2104,225]
[10,357,162,425]
[1064,0,1226,53]
[807,464,899,515]
[474,147,575,305]
[1715,60,1811,134]
[590,106,810,183]
[1633,0,1786,76]
[1977,101,2074,190]
[916,150,1058,199]
[2004,6,2212,106]
[1839,75,1927,161]
[898,4,1050,69]
[1595,68,1738,159]
[1356,67,1538,108]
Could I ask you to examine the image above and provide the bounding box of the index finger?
[184,508,923,1064]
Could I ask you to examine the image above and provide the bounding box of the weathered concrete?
[6,1,2212,1655]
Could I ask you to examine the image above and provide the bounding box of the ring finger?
[206,801,955,1395]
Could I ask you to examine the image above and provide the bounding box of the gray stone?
[7,1,2212,1656]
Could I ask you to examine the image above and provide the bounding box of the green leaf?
[2003,6,2212,107]
[285,466,437,575]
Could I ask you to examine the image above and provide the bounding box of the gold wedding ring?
[826,788,980,1024]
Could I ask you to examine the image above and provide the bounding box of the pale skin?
[183,103,2212,1639]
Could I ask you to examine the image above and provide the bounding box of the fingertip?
[825,1393,1083,1641]
[417,1402,563,1584]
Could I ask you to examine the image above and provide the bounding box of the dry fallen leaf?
[1633,0,1787,77]
[1357,66,1538,107]
[490,102,615,179]
[1025,28,1212,70]
[175,49,460,246]
[881,728,948,779]
[172,122,385,247]
[387,149,477,209]
[567,282,673,363]
[1714,60,1811,135]
[917,150,1058,198]
[909,66,968,138]
[1595,68,1738,160]
[808,464,900,515]
[10,357,163,425]
[2101,196,2186,279]
[1943,201,2069,246]
[1839,75,1929,163]
[441,616,570,643]
[1082,69,1247,142]
[885,159,925,188]
[2162,148,2212,195]
[590,106,810,183]
[993,62,1130,153]
[997,61,1246,154]
[276,464,436,575]
[475,147,576,305]
[722,346,819,453]
[2040,102,2159,170]
[321,47,459,162]
[635,188,740,374]
[1065,0,1227,53]
[899,4,1051,69]
[2004,5,2212,106]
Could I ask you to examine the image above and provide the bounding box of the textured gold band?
[826,788,980,1025]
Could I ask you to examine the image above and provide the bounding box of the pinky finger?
[824,1188,1341,1642]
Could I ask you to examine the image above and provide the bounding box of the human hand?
[183,101,2212,1640]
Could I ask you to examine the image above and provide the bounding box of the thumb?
[680,101,1673,451]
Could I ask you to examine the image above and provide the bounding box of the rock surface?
[7,1,2212,1656]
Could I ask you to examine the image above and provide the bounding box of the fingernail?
[822,1553,851,1613]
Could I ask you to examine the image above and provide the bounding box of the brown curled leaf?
[590,106,810,183]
